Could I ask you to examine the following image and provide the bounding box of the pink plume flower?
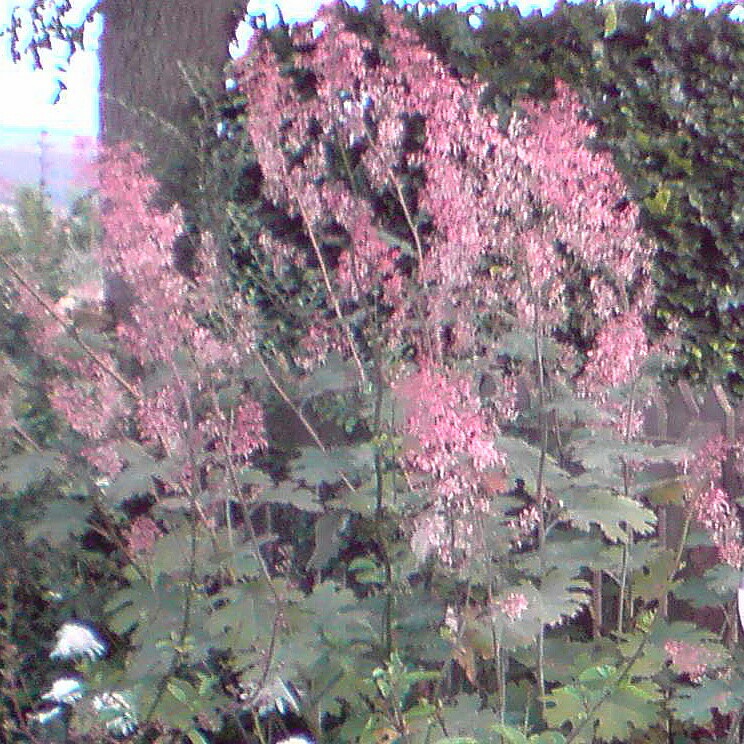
[579,310,649,396]
[664,640,716,683]
[395,364,502,485]
[496,592,530,622]
[126,516,162,555]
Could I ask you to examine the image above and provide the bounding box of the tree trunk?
[99,0,244,196]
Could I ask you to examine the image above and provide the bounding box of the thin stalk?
[532,300,548,713]
[141,372,201,732]
[0,254,139,399]
[296,200,367,385]
[617,386,637,633]
[537,625,545,713]
[565,505,694,744]
[389,174,424,269]
[256,351,358,495]
[372,349,394,658]
[11,423,41,452]
[532,303,548,565]
[617,527,632,634]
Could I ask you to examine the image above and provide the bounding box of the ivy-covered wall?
[408,1,744,392]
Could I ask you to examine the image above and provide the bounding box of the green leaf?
[593,682,661,741]
[491,723,529,744]
[292,444,374,486]
[0,451,63,493]
[672,675,744,724]
[307,510,350,572]
[299,351,359,399]
[25,497,90,545]
[496,436,569,495]
[437,693,502,742]
[261,480,324,512]
[544,686,587,738]
[631,549,678,603]
[531,734,566,744]
[546,679,661,743]
[561,488,656,542]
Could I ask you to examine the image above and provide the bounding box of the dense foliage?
[408,0,744,391]
[3,3,744,744]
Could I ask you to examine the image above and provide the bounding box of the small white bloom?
[256,677,301,717]
[33,704,65,724]
[50,621,106,660]
[275,738,315,744]
[93,691,137,736]
[468,13,483,30]
[42,677,84,704]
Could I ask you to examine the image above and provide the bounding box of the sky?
[0,0,741,146]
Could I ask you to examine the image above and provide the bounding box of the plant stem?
[564,506,694,744]
[0,254,139,399]
[297,200,367,385]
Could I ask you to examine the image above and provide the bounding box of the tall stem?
[532,301,548,713]
[297,201,367,385]
[617,386,637,634]
[565,505,694,744]
[0,254,139,399]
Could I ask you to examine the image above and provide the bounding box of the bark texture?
[100,0,244,179]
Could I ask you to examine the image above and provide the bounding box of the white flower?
[33,705,65,725]
[276,738,315,744]
[255,677,301,717]
[42,677,84,704]
[93,691,137,737]
[50,621,106,660]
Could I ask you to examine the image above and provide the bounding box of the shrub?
[2,4,743,743]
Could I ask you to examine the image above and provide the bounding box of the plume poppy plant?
[8,3,743,742]
[236,0,656,568]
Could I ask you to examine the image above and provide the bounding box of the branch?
[0,254,139,399]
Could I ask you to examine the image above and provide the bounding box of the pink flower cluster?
[9,145,267,501]
[94,146,267,475]
[396,364,504,565]
[684,436,744,569]
[496,592,530,621]
[237,1,655,384]
[693,483,744,569]
[579,310,649,396]
[664,639,717,683]
[395,364,502,489]
[126,515,162,555]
